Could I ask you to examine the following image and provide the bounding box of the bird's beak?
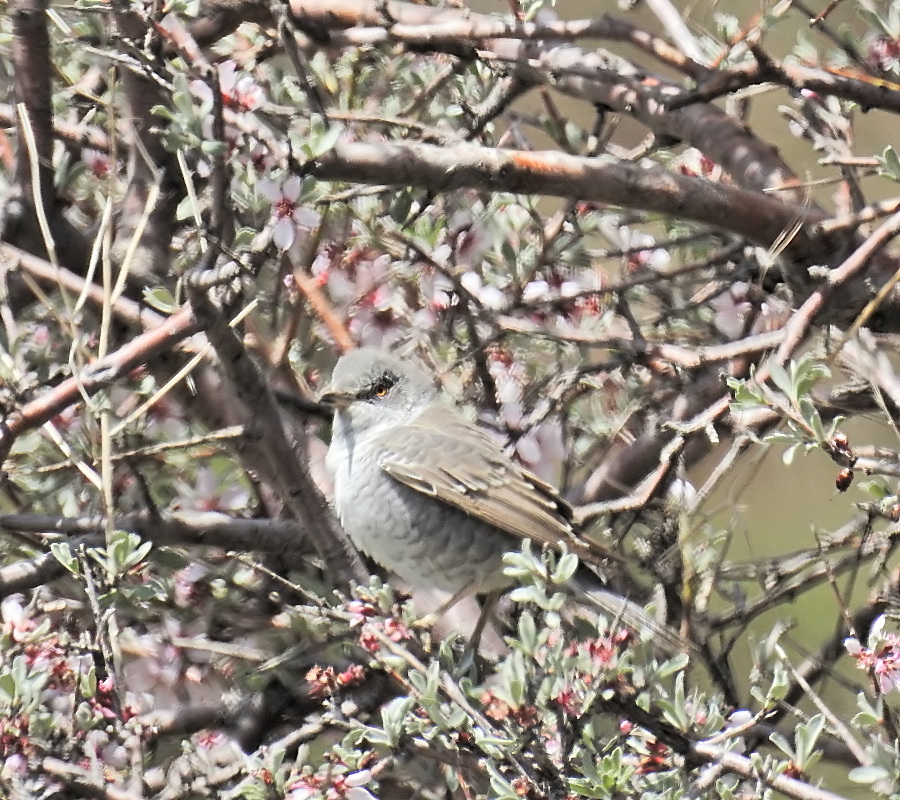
[317,387,354,410]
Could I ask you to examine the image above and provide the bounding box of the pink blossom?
[417,269,453,314]
[172,467,249,513]
[289,770,375,800]
[82,148,110,178]
[555,687,583,717]
[196,731,226,750]
[348,285,402,347]
[316,252,390,306]
[217,60,264,111]
[192,60,263,112]
[382,617,411,642]
[866,36,900,74]
[599,220,670,272]
[2,754,27,779]
[522,280,550,303]
[249,139,280,172]
[259,176,321,250]
[845,623,900,694]
[515,422,565,483]
[1,595,33,642]
[710,283,751,339]
[347,600,377,627]
[331,771,377,800]
[449,215,492,264]
[460,271,505,310]
[488,349,524,404]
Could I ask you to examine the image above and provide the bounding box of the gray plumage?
[322,348,615,593]
[321,347,687,651]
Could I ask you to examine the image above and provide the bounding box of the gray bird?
[320,347,683,647]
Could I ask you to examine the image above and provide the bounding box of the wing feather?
[374,405,619,569]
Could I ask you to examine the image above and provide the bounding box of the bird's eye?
[363,374,396,400]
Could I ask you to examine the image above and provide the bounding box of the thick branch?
[307,141,829,259]
[111,7,183,290]
[10,0,54,200]
[186,289,367,588]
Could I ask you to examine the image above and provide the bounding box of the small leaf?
[782,442,799,466]
[551,552,579,585]
[768,362,793,399]
[80,664,97,698]
[517,611,537,655]
[880,146,900,182]
[0,673,15,704]
[794,714,825,766]
[497,650,527,708]
[150,104,175,121]
[653,653,690,678]
[144,284,177,314]
[380,696,416,747]
[122,539,153,570]
[853,692,884,728]
[310,124,344,159]
[509,585,547,607]
[798,396,825,442]
[857,8,892,37]
[359,726,392,746]
[199,139,227,157]
[50,542,79,574]
[485,761,520,799]
[849,765,891,784]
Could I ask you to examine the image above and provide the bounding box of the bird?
[319,347,684,648]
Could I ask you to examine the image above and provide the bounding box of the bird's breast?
[326,430,512,593]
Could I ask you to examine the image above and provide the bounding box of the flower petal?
[291,206,321,229]
[257,178,282,203]
[273,218,297,250]
[282,174,304,202]
[217,60,237,92]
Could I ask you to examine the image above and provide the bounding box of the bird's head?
[319,347,437,430]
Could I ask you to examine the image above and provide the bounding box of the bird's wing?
[374,405,619,569]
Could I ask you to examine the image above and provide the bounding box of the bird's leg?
[455,590,503,679]
[411,579,478,629]
[469,590,502,653]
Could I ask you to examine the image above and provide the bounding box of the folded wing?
[374,404,620,570]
